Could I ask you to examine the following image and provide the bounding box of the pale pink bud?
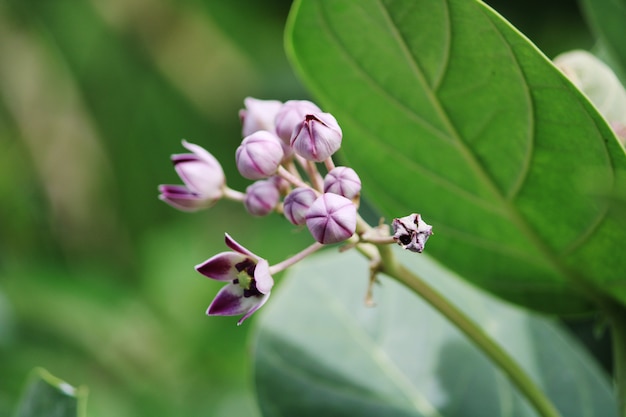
[291,113,342,162]
[236,130,284,180]
[324,166,361,199]
[239,97,283,137]
[305,193,356,244]
[244,180,280,216]
[274,100,322,144]
[283,187,317,225]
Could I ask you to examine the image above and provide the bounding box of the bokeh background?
[0,1,602,416]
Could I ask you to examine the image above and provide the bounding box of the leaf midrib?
[308,0,611,293]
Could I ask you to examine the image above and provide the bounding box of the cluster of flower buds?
[159,97,433,324]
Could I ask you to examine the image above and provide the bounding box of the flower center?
[234,258,262,298]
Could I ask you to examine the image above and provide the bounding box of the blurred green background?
[0,0,600,416]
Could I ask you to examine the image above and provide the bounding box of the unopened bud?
[324,166,361,199]
[305,193,356,244]
[291,113,342,162]
[283,187,317,225]
[244,180,280,216]
[239,97,283,137]
[236,130,284,180]
[274,100,322,144]
[392,214,433,253]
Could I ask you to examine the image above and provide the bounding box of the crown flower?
[160,96,433,326]
[290,113,342,162]
[244,180,281,217]
[236,130,285,180]
[239,97,283,138]
[158,140,225,211]
[305,193,357,244]
[195,234,274,325]
[274,99,322,144]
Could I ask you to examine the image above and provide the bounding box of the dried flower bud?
[305,193,356,244]
[324,166,361,200]
[239,97,283,137]
[244,180,280,216]
[274,100,322,144]
[236,130,284,180]
[283,187,317,225]
[392,214,433,253]
[291,113,342,162]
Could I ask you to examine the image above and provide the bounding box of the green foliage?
[13,369,86,417]
[254,249,616,416]
[285,0,626,314]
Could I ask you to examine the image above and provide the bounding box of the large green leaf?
[253,249,617,417]
[285,0,626,314]
[13,368,87,417]
[579,0,626,83]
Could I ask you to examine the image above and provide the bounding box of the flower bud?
[324,166,361,199]
[158,140,225,211]
[291,113,342,162]
[283,187,317,225]
[239,97,283,137]
[236,130,284,180]
[392,213,433,253]
[305,193,356,244]
[244,180,280,216]
[274,100,322,144]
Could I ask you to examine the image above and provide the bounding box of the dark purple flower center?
[234,258,262,298]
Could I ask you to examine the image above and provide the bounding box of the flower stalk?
[369,242,563,417]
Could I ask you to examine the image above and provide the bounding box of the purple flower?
[236,130,284,180]
[324,166,361,200]
[392,214,433,253]
[305,193,357,244]
[158,140,225,211]
[291,113,342,162]
[196,234,274,325]
[274,100,322,144]
[239,97,283,137]
[244,180,280,217]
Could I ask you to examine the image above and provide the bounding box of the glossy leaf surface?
[286,0,626,314]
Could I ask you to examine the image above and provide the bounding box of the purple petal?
[174,159,222,198]
[253,259,274,294]
[195,251,248,281]
[207,282,270,325]
[237,293,270,325]
[171,141,225,198]
[182,140,223,169]
[158,185,207,211]
[224,233,257,258]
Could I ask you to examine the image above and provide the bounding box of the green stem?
[606,301,626,417]
[376,244,562,417]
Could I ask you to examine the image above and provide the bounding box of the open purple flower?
[158,140,225,211]
[195,233,274,325]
